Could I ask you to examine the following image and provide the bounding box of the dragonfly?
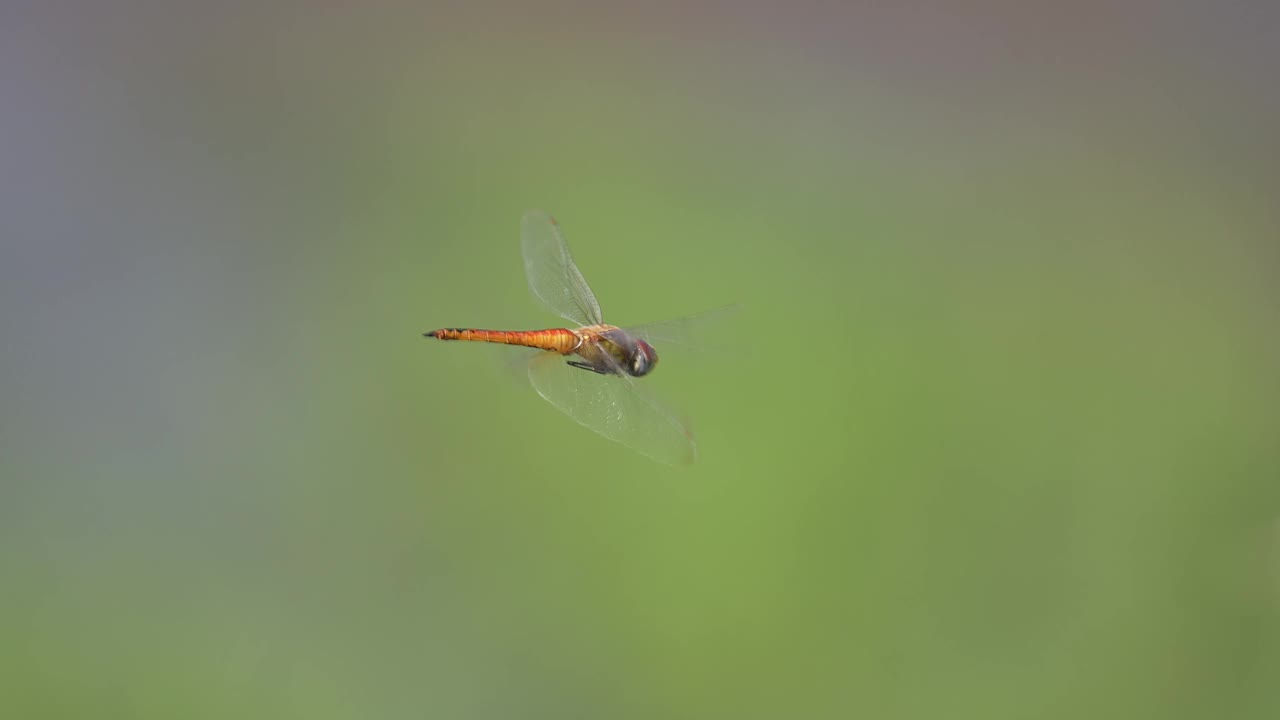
[424,210,730,465]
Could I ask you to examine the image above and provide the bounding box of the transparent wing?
[521,210,604,327]
[622,303,741,355]
[527,351,696,465]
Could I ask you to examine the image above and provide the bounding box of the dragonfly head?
[628,339,659,377]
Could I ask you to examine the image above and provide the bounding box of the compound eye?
[628,340,658,377]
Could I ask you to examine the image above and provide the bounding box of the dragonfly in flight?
[424,211,730,464]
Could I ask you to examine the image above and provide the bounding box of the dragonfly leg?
[567,360,610,375]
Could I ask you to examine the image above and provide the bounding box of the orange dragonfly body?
[424,211,726,464]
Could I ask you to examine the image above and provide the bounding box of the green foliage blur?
[3,4,1278,719]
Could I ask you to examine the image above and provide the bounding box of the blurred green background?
[3,2,1279,718]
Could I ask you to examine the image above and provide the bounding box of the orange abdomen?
[424,327,578,354]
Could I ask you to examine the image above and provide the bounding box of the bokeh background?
[3,2,1279,718]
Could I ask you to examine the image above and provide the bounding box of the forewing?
[622,303,741,356]
[521,210,604,327]
[526,352,696,465]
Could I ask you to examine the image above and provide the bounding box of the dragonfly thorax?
[574,326,659,377]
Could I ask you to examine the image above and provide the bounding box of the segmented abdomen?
[424,327,577,354]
